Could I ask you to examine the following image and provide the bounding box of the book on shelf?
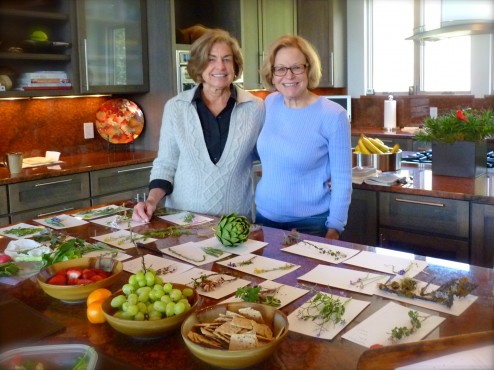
[19,78,71,84]
[19,71,68,80]
[20,85,72,91]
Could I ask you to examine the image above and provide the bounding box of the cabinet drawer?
[379,227,470,263]
[8,173,90,213]
[379,192,469,238]
[91,186,148,206]
[90,163,152,196]
[0,185,7,215]
[10,199,91,224]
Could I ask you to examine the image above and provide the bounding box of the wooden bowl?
[36,257,123,303]
[181,302,289,369]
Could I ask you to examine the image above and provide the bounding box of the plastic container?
[0,344,97,370]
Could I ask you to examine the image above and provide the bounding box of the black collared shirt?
[149,85,237,195]
[193,84,236,164]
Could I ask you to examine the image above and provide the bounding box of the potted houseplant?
[415,109,494,177]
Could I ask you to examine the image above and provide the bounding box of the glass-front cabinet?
[76,0,149,94]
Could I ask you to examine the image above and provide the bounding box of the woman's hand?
[132,188,166,223]
[132,201,156,223]
[325,228,340,240]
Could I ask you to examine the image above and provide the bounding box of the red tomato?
[48,275,67,285]
[0,254,12,263]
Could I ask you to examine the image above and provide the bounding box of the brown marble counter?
[352,162,494,205]
[0,150,157,186]
[0,203,493,370]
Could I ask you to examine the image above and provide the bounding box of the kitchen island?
[0,203,492,370]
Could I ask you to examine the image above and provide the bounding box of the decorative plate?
[95,98,144,144]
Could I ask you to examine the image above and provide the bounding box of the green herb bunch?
[415,109,494,143]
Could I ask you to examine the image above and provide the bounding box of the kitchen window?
[368,0,492,96]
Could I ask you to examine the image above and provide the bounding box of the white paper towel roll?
[384,96,396,130]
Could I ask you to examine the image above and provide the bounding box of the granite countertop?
[0,150,157,186]
[353,161,494,205]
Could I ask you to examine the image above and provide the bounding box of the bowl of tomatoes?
[36,257,123,303]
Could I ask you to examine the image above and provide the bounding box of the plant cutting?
[415,109,494,144]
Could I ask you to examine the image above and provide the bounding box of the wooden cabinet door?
[471,203,494,268]
[340,189,378,246]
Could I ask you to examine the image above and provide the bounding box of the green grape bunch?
[110,269,194,321]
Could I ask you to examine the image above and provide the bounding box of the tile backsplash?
[0,96,111,157]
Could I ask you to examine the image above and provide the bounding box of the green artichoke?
[215,213,251,247]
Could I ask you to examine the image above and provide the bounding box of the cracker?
[229,332,259,350]
[238,307,264,323]
[231,316,254,330]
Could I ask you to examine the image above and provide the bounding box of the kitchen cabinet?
[76,0,149,94]
[471,203,494,268]
[379,192,470,263]
[297,0,346,87]
[0,185,8,225]
[340,189,378,246]
[0,0,77,97]
[90,162,152,205]
[7,173,90,223]
[242,0,296,89]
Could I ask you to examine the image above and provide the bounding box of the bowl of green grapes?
[102,268,199,339]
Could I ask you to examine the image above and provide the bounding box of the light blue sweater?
[255,92,352,233]
[150,86,265,218]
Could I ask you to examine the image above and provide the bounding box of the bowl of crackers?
[181,302,288,369]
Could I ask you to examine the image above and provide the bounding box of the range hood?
[407,20,494,41]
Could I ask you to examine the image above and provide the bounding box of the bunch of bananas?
[354,134,400,155]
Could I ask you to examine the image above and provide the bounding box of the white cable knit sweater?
[150,86,265,218]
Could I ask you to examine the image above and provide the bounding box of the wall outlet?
[83,122,94,139]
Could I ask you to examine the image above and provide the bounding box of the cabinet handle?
[37,207,74,217]
[330,51,334,87]
[395,198,445,207]
[117,166,153,174]
[83,38,89,90]
[34,179,73,187]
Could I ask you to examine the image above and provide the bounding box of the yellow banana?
[361,135,383,154]
[353,143,361,153]
[368,137,390,153]
[391,143,400,154]
[358,137,371,154]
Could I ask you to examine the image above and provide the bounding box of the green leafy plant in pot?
[415,109,494,177]
[215,213,250,247]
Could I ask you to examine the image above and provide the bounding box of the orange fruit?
[87,300,106,324]
[86,288,112,306]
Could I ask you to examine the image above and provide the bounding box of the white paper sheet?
[342,301,445,348]
[281,240,360,264]
[0,223,46,239]
[90,214,146,230]
[216,253,301,280]
[343,250,427,278]
[374,276,478,316]
[288,293,370,340]
[189,236,268,255]
[72,205,129,220]
[33,214,88,229]
[83,250,133,261]
[169,267,251,299]
[220,280,309,309]
[123,254,193,280]
[297,265,390,295]
[161,242,232,266]
[91,230,157,250]
[158,211,214,226]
